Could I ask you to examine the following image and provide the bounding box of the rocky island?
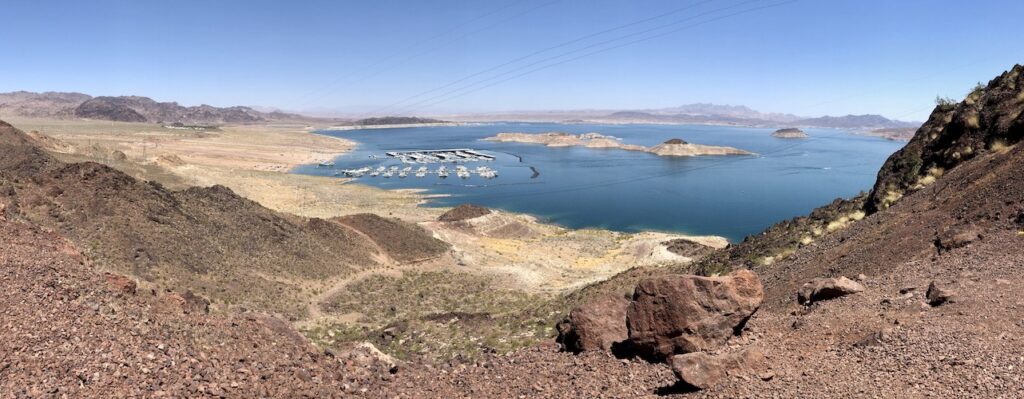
[647,138,753,156]
[771,127,808,138]
[483,132,753,157]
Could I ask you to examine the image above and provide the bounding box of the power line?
[290,0,545,111]
[398,0,797,115]
[356,0,719,117]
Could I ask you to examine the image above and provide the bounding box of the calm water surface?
[294,123,904,242]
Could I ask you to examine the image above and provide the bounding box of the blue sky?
[2,0,1022,120]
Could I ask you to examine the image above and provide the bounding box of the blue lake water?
[294,123,904,242]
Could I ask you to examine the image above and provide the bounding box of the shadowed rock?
[626,269,763,361]
[797,276,865,305]
[935,225,982,253]
[556,295,629,353]
[926,281,957,306]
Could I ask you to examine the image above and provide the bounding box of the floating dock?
[385,148,496,164]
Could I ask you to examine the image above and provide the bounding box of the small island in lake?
[647,138,753,156]
[483,132,753,157]
[771,128,808,138]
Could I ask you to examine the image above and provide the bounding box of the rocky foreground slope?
[0,216,374,397]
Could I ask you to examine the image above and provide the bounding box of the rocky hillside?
[867,64,1024,212]
[0,91,90,118]
[74,96,274,124]
[0,120,448,317]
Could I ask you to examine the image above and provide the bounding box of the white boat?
[382,170,393,178]
[318,161,335,167]
[437,165,449,178]
[341,167,371,177]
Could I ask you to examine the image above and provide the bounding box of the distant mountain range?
[0,91,321,125]
[444,103,920,130]
[639,103,802,123]
[1,92,919,130]
[790,114,919,129]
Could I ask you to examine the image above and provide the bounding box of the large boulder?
[935,225,982,253]
[103,272,137,296]
[626,269,763,361]
[670,347,764,390]
[797,276,865,305]
[556,295,629,353]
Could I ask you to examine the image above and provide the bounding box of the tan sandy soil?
[421,210,728,292]
[3,116,354,172]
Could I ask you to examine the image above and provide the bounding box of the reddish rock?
[556,295,629,353]
[935,225,982,253]
[670,347,764,389]
[797,276,865,305]
[626,269,763,360]
[334,342,399,379]
[161,290,210,314]
[103,272,137,296]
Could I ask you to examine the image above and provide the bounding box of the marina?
[384,148,496,164]
[334,149,499,179]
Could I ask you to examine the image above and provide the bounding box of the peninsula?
[483,132,753,157]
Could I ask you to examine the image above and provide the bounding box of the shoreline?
[323,122,475,131]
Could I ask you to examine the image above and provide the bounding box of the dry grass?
[966,114,981,129]
[309,270,565,361]
[882,189,904,209]
[991,139,1013,154]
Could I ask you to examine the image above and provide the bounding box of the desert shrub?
[935,96,958,110]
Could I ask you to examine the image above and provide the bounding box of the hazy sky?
[2,0,1022,120]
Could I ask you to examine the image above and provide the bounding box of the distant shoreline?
[324,122,472,131]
